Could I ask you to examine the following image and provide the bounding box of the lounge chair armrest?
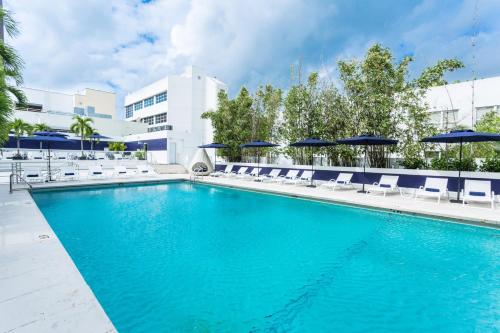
[418,186,424,189]
[373,182,379,185]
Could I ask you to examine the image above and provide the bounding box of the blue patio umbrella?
[22,132,69,181]
[290,138,336,187]
[198,143,228,172]
[89,133,110,157]
[421,129,500,202]
[336,134,398,193]
[240,140,279,178]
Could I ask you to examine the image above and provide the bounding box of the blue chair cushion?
[425,188,440,192]
[64,173,75,176]
[27,174,39,178]
[93,172,102,175]
[469,191,486,197]
[380,184,391,188]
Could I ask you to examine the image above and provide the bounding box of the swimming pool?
[33,182,500,332]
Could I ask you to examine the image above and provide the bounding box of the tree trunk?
[17,138,20,155]
[80,133,84,157]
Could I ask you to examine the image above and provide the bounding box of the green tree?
[0,8,27,144]
[108,141,126,152]
[280,72,324,164]
[32,123,51,150]
[202,88,254,162]
[9,118,31,156]
[337,44,463,167]
[474,111,500,158]
[70,115,94,158]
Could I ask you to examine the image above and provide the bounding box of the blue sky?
[6,0,500,117]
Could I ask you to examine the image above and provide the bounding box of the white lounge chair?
[414,177,449,203]
[88,165,106,179]
[23,169,45,183]
[272,169,300,184]
[113,153,123,160]
[58,166,79,181]
[29,151,44,160]
[113,165,129,177]
[137,164,156,176]
[321,173,354,191]
[366,175,401,197]
[258,168,281,182]
[95,152,106,160]
[292,170,315,185]
[462,179,495,209]
[232,167,249,178]
[241,167,261,179]
[211,164,233,177]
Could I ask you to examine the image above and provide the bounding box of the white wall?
[425,76,500,128]
[14,110,148,138]
[21,87,74,114]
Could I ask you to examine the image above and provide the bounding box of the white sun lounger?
[320,172,354,191]
[462,179,495,209]
[95,152,106,160]
[29,151,44,160]
[241,167,261,179]
[58,166,79,181]
[231,167,248,178]
[211,164,233,177]
[291,170,314,185]
[114,165,129,177]
[23,169,45,183]
[272,169,300,184]
[366,175,401,197]
[137,164,156,176]
[258,169,282,182]
[414,177,449,203]
[88,165,106,179]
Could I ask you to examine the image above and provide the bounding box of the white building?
[123,66,227,165]
[14,87,147,137]
[425,76,500,130]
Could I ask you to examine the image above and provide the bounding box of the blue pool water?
[33,182,499,333]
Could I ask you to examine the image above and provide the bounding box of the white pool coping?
[1,174,498,333]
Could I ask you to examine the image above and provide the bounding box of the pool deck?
[1,174,498,333]
[0,174,183,333]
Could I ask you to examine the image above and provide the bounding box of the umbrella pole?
[257,149,260,178]
[358,144,367,193]
[307,146,315,187]
[451,139,463,203]
[48,143,52,182]
[214,150,217,172]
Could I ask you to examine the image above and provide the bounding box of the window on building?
[155,91,167,103]
[442,109,458,129]
[125,105,133,118]
[147,124,173,132]
[141,116,154,125]
[155,113,167,124]
[429,111,441,127]
[476,105,499,122]
[134,101,143,111]
[144,96,154,107]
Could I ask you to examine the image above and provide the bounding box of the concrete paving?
[195,176,500,227]
[0,173,497,333]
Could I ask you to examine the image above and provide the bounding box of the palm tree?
[9,118,31,156]
[32,123,51,150]
[70,115,94,158]
[0,8,27,144]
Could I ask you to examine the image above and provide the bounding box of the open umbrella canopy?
[198,143,228,149]
[89,133,110,140]
[336,134,398,145]
[239,140,278,148]
[289,138,336,147]
[31,131,68,138]
[421,129,500,143]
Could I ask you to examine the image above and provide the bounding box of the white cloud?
[4,0,500,118]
